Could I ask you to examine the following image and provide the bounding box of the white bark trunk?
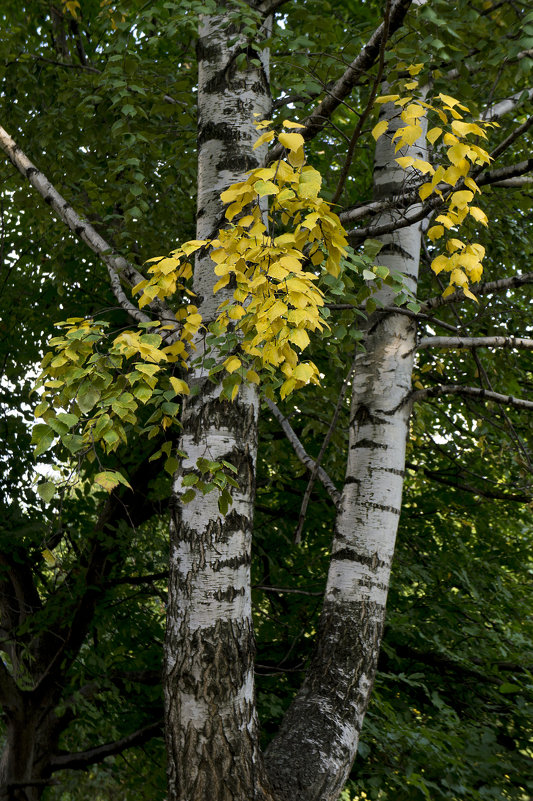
[163,10,272,801]
[265,100,427,801]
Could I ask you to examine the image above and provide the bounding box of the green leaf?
[77,387,101,413]
[37,481,56,503]
[181,488,196,503]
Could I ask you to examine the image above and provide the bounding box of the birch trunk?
[265,104,427,801]
[163,10,272,801]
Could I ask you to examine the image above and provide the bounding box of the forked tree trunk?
[264,104,428,801]
[163,10,272,801]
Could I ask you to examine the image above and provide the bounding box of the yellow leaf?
[396,156,414,169]
[254,180,279,197]
[181,240,207,256]
[372,120,389,140]
[253,130,275,150]
[375,94,400,104]
[220,182,248,204]
[427,224,444,241]
[169,377,190,395]
[393,124,423,146]
[224,356,242,374]
[427,126,443,145]
[447,238,464,253]
[230,381,241,401]
[419,183,433,201]
[469,206,488,225]
[289,328,310,350]
[462,286,479,302]
[450,190,473,209]
[246,369,260,384]
[280,377,297,399]
[298,167,322,198]
[279,132,305,152]
[431,254,449,274]
[438,93,461,108]
[42,549,57,567]
[407,63,424,76]
[213,275,230,293]
[401,103,426,123]
[292,362,315,382]
[288,146,305,168]
[447,143,470,165]
[283,119,306,129]
[464,176,480,193]
[451,120,486,138]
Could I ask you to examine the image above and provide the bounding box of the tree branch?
[0,125,173,325]
[340,159,533,227]
[49,721,162,773]
[421,271,533,313]
[411,384,533,411]
[263,398,341,505]
[405,461,531,502]
[418,336,533,351]
[267,0,414,160]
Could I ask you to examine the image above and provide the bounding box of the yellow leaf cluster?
[375,70,496,301]
[207,122,349,398]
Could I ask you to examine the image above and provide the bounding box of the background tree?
[0,1,532,800]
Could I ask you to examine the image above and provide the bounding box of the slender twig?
[263,398,341,505]
[294,354,358,543]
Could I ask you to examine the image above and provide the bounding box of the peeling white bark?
[265,98,427,801]
[163,10,272,801]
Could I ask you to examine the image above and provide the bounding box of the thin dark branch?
[294,354,357,543]
[263,398,341,505]
[50,721,162,773]
[411,384,533,411]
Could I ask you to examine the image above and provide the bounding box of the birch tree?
[0,1,532,801]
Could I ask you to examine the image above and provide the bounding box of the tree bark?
[163,10,273,801]
[265,100,427,801]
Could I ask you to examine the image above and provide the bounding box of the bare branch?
[411,384,533,411]
[263,398,341,505]
[267,0,414,160]
[0,125,173,325]
[489,114,533,162]
[418,336,533,351]
[50,721,162,773]
[421,271,533,313]
[406,461,531,502]
[294,354,357,543]
[253,585,323,597]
